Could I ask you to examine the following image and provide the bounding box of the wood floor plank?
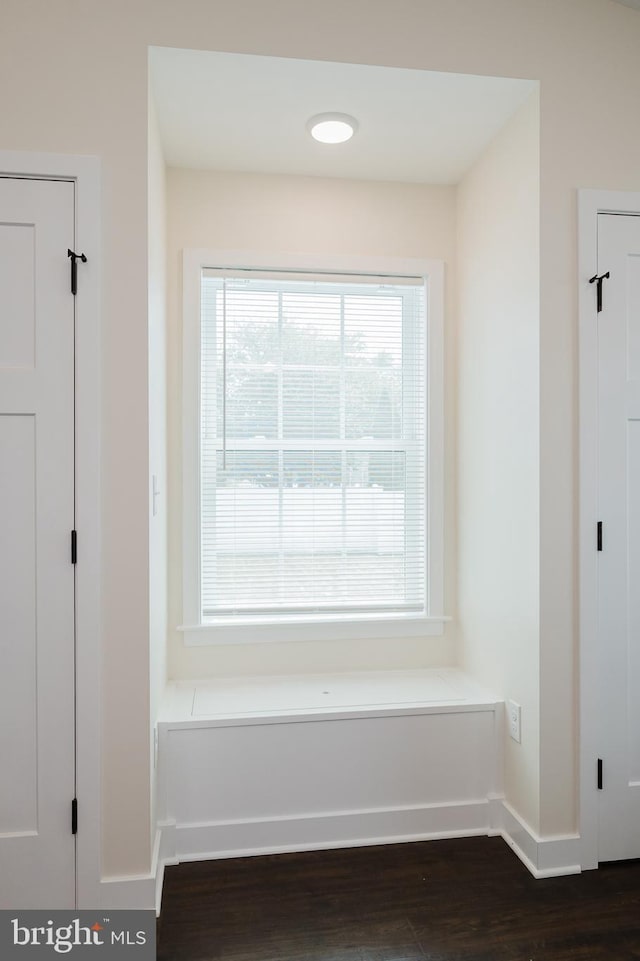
[157,838,640,961]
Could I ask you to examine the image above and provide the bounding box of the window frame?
[181,249,446,645]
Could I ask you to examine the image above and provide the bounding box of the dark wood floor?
[157,837,640,961]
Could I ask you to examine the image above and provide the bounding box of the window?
[182,253,444,643]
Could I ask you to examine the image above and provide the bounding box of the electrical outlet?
[507,700,521,743]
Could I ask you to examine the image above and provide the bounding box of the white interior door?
[0,177,76,906]
[597,212,640,862]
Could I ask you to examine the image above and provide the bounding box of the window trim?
[181,249,446,645]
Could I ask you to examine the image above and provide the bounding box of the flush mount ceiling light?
[308,113,358,144]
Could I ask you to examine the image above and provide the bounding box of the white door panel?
[597,212,640,862]
[0,222,35,366]
[0,415,38,834]
[0,177,75,906]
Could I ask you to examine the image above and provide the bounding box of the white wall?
[166,168,457,678]
[457,91,541,830]
[2,0,640,881]
[148,90,168,847]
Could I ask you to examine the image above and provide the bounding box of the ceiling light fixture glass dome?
[308,113,358,144]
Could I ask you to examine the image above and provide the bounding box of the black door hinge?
[67,249,87,296]
[597,521,603,552]
[71,530,77,565]
[589,271,610,313]
[597,758,603,790]
[71,798,78,835]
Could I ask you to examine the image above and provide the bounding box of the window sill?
[178,614,451,646]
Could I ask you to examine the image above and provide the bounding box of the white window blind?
[199,268,427,622]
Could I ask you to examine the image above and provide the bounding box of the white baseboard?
[154,822,179,916]
[490,797,581,879]
[172,799,491,862]
[85,832,158,910]
[88,827,177,912]
[97,874,157,910]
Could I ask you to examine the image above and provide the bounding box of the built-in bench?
[156,668,502,865]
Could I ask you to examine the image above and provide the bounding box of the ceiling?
[150,48,536,185]
[612,0,640,9]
